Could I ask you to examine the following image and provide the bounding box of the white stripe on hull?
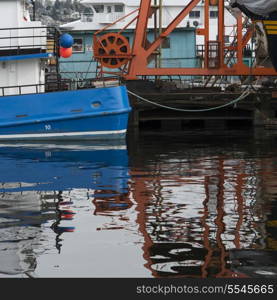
[0,143,127,150]
[0,129,127,140]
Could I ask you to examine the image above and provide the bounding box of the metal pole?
[158,0,162,70]
[204,0,210,69]
[237,12,243,68]
[154,0,158,69]
[31,0,36,21]
[218,0,225,68]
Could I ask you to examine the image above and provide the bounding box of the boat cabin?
[0,0,58,96]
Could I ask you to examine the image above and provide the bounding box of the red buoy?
[60,47,72,58]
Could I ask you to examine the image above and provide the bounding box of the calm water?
[0,128,277,278]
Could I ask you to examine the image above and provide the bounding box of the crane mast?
[93,0,277,80]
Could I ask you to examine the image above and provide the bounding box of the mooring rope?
[127,89,251,113]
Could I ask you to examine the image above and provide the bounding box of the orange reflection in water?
[129,154,276,278]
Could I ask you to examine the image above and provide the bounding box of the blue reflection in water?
[0,141,130,277]
[0,142,129,193]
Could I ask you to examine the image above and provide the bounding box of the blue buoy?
[60,33,74,48]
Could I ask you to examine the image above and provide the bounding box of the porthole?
[91,101,101,108]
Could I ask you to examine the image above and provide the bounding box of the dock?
[126,80,277,130]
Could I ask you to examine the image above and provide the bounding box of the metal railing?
[0,82,64,97]
[0,26,60,56]
[0,75,122,97]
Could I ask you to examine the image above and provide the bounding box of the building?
[59,0,238,80]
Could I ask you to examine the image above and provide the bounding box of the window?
[215,35,230,44]
[81,8,94,22]
[93,5,104,13]
[189,11,200,18]
[210,11,218,18]
[72,38,84,53]
[81,14,93,22]
[115,5,124,13]
[107,6,112,13]
[224,35,230,43]
[162,37,170,49]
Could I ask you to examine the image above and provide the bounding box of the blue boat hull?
[0,85,131,140]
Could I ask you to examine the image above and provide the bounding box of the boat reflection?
[1,132,277,278]
[130,134,277,278]
[0,141,130,277]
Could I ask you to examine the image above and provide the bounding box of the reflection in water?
[129,130,277,278]
[0,141,130,277]
[0,130,277,278]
